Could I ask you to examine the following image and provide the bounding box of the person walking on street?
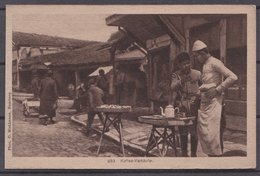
[39,69,58,125]
[85,78,107,136]
[192,40,238,157]
[170,52,201,157]
[96,69,108,103]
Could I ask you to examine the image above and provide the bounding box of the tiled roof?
[13,31,96,48]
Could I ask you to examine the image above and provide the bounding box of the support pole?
[75,70,81,87]
[185,29,190,52]
[110,45,116,102]
[220,18,227,65]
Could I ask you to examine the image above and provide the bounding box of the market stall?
[96,104,132,157]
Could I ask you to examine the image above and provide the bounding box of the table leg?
[171,128,178,157]
[175,127,181,149]
[161,128,168,157]
[118,118,125,157]
[152,133,162,157]
[145,127,157,156]
[97,114,108,155]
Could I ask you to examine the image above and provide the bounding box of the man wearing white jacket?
[192,40,238,156]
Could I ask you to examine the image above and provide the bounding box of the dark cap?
[176,52,190,63]
[88,77,96,86]
[99,69,105,75]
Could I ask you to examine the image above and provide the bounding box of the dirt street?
[12,100,135,157]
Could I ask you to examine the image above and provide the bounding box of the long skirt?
[197,95,223,155]
[39,99,56,117]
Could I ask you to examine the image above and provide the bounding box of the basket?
[95,105,132,113]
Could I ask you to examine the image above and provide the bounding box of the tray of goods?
[95,104,132,113]
[138,115,194,126]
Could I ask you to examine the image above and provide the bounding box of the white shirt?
[202,56,238,93]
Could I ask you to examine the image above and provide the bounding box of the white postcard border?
[5,5,256,169]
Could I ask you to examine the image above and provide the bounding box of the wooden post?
[16,48,20,89]
[75,70,81,87]
[219,19,227,64]
[185,29,190,52]
[17,61,20,89]
[147,53,154,112]
[169,41,177,72]
[153,60,157,91]
[219,18,230,97]
[109,74,114,95]
[110,45,116,102]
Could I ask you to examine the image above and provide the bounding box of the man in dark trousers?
[170,52,201,157]
[39,69,58,125]
[85,78,107,135]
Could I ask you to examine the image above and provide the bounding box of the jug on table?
[160,105,179,118]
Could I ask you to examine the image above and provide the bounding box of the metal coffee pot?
[160,105,179,117]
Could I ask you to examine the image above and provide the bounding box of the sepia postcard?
[5,5,256,169]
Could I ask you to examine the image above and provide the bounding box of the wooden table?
[138,115,195,157]
[95,106,132,157]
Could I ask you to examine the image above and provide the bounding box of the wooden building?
[12,31,96,90]
[19,42,111,95]
[106,14,247,116]
[19,40,147,107]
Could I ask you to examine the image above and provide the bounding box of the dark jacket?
[96,75,108,92]
[87,85,104,110]
[39,77,58,101]
[39,76,58,116]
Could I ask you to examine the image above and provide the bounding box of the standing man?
[96,69,108,103]
[85,78,107,135]
[39,69,58,125]
[192,40,238,156]
[170,52,201,157]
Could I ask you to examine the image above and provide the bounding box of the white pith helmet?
[192,40,207,52]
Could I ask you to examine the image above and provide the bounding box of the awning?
[89,66,113,76]
[106,14,233,48]
[106,15,166,47]
[29,63,49,70]
[115,49,146,62]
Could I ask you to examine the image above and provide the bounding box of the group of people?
[31,39,237,157]
[71,69,109,135]
[31,68,108,129]
[73,69,108,113]
[170,40,238,157]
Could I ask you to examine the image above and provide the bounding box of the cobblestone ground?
[12,100,136,157]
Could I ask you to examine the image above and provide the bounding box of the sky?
[12,14,118,42]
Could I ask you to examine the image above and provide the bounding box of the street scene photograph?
[5,5,256,169]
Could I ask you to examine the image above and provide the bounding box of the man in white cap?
[192,40,238,156]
